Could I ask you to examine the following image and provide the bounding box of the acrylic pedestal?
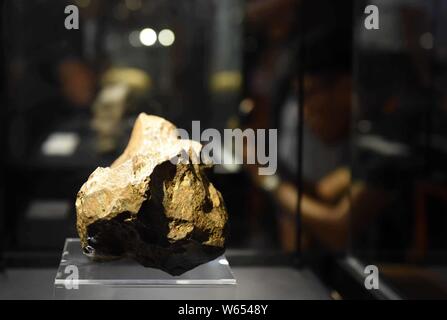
[54,238,237,299]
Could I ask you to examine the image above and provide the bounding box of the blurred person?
[268,73,387,253]
[243,0,389,253]
[58,0,109,109]
[240,0,299,247]
[4,0,108,137]
[3,0,102,159]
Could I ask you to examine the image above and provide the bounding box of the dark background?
[1,0,447,299]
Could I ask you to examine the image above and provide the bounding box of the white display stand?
[54,238,236,299]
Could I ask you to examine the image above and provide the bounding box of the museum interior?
[1,0,447,300]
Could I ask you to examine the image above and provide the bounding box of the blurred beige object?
[91,83,128,153]
[101,68,152,93]
[92,68,152,153]
[210,70,242,93]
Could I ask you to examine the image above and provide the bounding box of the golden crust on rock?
[75,113,228,274]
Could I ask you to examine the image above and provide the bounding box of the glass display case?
[347,0,447,299]
[2,0,246,262]
[53,239,236,299]
[1,0,313,300]
[2,0,447,301]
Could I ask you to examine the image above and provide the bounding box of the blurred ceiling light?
[158,29,175,47]
[76,0,91,8]
[420,32,434,50]
[129,30,142,47]
[125,0,142,11]
[139,28,157,46]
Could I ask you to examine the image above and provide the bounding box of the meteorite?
[75,113,228,275]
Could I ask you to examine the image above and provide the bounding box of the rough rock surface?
[76,113,228,275]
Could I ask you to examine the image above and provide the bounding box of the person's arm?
[274,181,388,251]
[314,166,350,204]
